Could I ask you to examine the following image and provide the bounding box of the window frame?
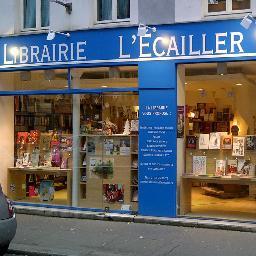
[21,0,49,32]
[96,0,130,24]
[206,0,251,16]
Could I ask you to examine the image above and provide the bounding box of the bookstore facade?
[1,18,256,219]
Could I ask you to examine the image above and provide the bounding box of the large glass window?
[79,93,138,211]
[4,66,139,212]
[97,0,130,22]
[23,0,49,29]
[208,0,250,13]
[180,61,256,220]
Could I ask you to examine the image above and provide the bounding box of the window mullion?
[36,0,41,28]
[227,0,232,12]
[113,0,117,21]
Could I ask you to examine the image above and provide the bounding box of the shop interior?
[0,66,139,211]
[182,61,256,220]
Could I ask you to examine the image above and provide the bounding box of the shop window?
[208,0,250,14]
[79,93,139,211]
[97,0,130,22]
[180,61,256,220]
[5,66,138,212]
[8,92,139,211]
[23,0,49,30]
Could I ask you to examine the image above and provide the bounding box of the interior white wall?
[0,74,14,193]
[177,65,185,214]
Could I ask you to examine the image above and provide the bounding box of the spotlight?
[240,14,255,30]
[47,30,70,41]
[137,23,157,37]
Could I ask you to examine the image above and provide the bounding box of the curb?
[8,249,68,256]
[8,244,75,256]
[14,205,256,234]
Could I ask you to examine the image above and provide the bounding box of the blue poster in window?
[139,89,177,217]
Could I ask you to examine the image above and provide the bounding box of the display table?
[7,167,72,205]
[180,175,256,215]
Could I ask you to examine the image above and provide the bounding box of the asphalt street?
[6,213,256,256]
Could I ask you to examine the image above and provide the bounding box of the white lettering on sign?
[4,41,87,65]
[119,31,245,59]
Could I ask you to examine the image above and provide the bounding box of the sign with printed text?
[0,19,256,69]
[139,89,177,217]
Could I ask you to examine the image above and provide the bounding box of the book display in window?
[103,184,124,203]
[192,156,207,175]
[232,136,245,157]
[221,135,232,149]
[186,135,197,149]
[187,104,232,134]
[246,135,256,150]
[215,160,226,176]
[237,159,252,176]
[227,159,238,175]
[199,134,209,150]
[209,132,221,149]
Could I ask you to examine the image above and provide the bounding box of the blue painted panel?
[139,89,177,217]
[138,61,176,89]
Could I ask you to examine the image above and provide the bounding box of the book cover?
[199,134,209,150]
[209,132,221,149]
[246,135,256,150]
[232,136,245,156]
[120,138,130,155]
[227,159,238,175]
[192,156,207,175]
[186,136,197,149]
[221,135,232,150]
[103,184,124,203]
[130,120,139,132]
[17,132,29,145]
[237,159,250,176]
[39,133,52,151]
[215,160,226,176]
[104,139,114,155]
[39,180,55,202]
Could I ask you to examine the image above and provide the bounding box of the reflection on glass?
[97,0,112,21]
[11,95,72,205]
[117,0,130,19]
[208,0,226,12]
[79,93,139,211]
[232,0,250,10]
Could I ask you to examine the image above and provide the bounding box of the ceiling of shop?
[185,61,256,92]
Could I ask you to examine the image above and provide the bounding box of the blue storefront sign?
[0,18,256,217]
[0,19,256,69]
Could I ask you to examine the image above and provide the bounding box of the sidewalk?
[8,210,256,256]
[14,204,256,233]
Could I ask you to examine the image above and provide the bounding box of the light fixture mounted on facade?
[240,14,255,30]
[137,23,157,37]
[47,30,70,41]
[49,0,72,15]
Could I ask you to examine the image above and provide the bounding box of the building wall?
[0,0,17,36]
[138,0,175,25]
[175,0,203,23]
